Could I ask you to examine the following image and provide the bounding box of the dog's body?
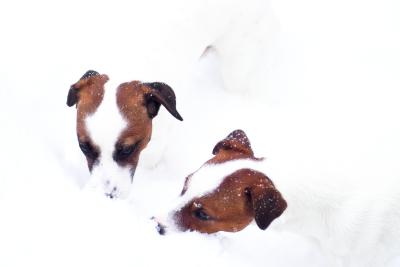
[159,130,400,267]
[256,158,400,267]
[67,70,182,199]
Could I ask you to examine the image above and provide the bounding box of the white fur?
[85,79,132,199]
[165,158,400,267]
[175,159,267,210]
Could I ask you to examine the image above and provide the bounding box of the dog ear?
[213,130,254,156]
[67,85,79,107]
[66,70,99,107]
[246,181,287,230]
[143,82,183,121]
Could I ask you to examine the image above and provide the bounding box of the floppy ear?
[67,85,79,107]
[66,70,99,107]
[143,82,183,121]
[213,130,254,156]
[247,182,287,230]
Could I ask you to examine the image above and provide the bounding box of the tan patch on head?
[208,129,262,164]
[74,74,109,139]
[68,74,108,170]
[112,82,155,168]
[117,81,153,144]
[175,168,286,234]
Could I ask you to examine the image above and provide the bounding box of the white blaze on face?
[85,79,131,199]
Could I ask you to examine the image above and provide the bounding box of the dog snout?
[105,192,115,199]
[105,186,118,199]
[151,217,166,235]
[156,222,166,235]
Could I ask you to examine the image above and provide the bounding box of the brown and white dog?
[67,70,183,199]
[157,130,400,266]
[156,129,287,234]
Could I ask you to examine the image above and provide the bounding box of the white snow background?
[1,0,400,266]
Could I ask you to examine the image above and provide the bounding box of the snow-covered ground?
[1,0,400,266]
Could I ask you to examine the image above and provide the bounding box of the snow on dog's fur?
[67,70,183,199]
[158,130,400,267]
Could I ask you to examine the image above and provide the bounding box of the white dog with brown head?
[67,70,183,199]
[156,130,400,267]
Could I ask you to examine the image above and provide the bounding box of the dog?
[156,130,400,267]
[67,70,183,199]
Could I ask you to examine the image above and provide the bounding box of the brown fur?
[182,130,261,196]
[208,129,262,164]
[114,82,155,169]
[175,169,287,234]
[173,130,287,234]
[68,71,182,175]
[75,75,109,139]
[72,74,108,170]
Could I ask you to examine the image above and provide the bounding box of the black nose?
[105,193,114,199]
[105,186,117,199]
[156,222,166,235]
[150,217,166,235]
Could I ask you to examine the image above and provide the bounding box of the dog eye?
[193,208,211,221]
[79,141,99,160]
[121,145,135,155]
[114,142,139,162]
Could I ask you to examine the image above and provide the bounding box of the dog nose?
[156,222,166,235]
[105,192,115,199]
[151,217,166,235]
[105,186,117,199]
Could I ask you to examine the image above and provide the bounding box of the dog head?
[67,70,183,199]
[156,130,286,234]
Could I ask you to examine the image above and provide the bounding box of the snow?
[1,0,400,266]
